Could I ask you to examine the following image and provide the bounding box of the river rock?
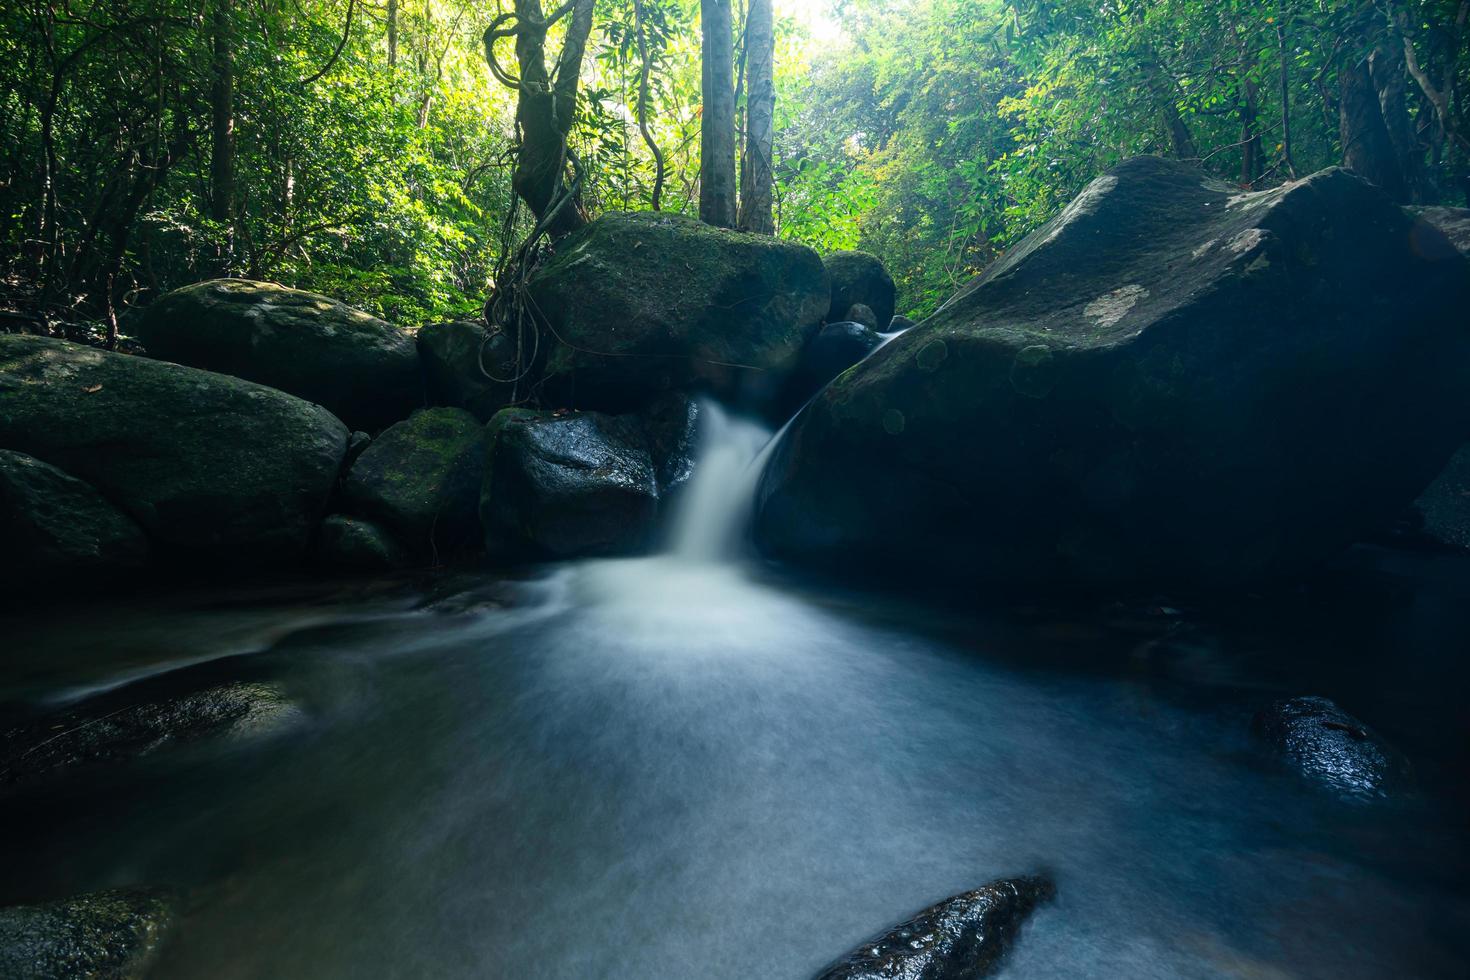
[813,876,1056,980]
[131,279,421,431]
[0,889,173,980]
[779,321,884,418]
[418,319,522,423]
[887,314,918,333]
[2,678,300,785]
[824,250,897,332]
[480,396,698,560]
[844,303,880,331]
[341,408,485,558]
[0,449,147,588]
[0,336,348,565]
[525,212,828,412]
[1409,205,1470,255]
[1252,696,1410,802]
[757,158,1470,588]
[312,514,407,572]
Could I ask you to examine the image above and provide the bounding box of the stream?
[3,404,1469,978]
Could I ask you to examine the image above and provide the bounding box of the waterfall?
[667,401,784,562]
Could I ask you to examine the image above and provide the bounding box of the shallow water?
[4,545,1470,979]
[4,405,1470,977]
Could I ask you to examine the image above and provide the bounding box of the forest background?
[2,0,1466,334]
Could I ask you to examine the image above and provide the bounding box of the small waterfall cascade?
[667,401,783,562]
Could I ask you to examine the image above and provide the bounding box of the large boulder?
[480,396,699,560]
[524,212,828,412]
[777,321,885,418]
[131,279,421,431]
[417,319,522,423]
[814,876,1055,980]
[0,449,148,588]
[757,158,1470,588]
[341,408,486,558]
[0,889,173,980]
[823,250,897,331]
[0,335,348,564]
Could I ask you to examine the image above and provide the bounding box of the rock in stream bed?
[0,888,174,980]
[1252,696,1411,802]
[813,875,1056,980]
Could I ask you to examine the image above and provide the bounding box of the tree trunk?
[699,0,737,228]
[1339,54,1406,200]
[1370,39,1421,201]
[210,0,235,227]
[737,0,774,234]
[387,0,398,67]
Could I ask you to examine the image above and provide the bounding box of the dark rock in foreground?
[526,212,828,412]
[342,408,486,559]
[132,279,421,432]
[814,875,1055,980]
[0,449,148,588]
[480,397,699,560]
[0,889,173,980]
[758,158,1470,588]
[0,336,348,565]
[2,680,300,785]
[1253,696,1410,802]
[824,250,896,332]
[417,319,522,423]
[313,514,407,572]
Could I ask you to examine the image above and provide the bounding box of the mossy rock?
[0,449,148,588]
[131,279,422,432]
[0,336,348,565]
[0,889,174,980]
[525,212,828,412]
[823,250,896,330]
[312,514,408,571]
[758,158,1470,588]
[342,408,485,558]
[418,319,522,423]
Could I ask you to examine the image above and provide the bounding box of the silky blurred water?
[3,409,1468,978]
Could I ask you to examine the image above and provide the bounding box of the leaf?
[82,384,103,393]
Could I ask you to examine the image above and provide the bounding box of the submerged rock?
[1252,696,1410,802]
[417,319,523,423]
[312,514,407,572]
[824,250,897,332]
[341,408,486,558]
[2,680,301,785]
[480,396,698,560]
[131,279,421,432]
[0,889,173,980]
[0,449,147,588]
[0,335,348,565]
[814,876,1055,980]
[758,158,1470,588]
[525,212,828,412]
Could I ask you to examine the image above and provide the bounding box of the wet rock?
[312,514,407,572]
[814,875,1056,980]
[417,319,523,423]
[779,321,884,417]
[0,449,147,588]
[341,408,485,558]
[480,397,698,560]
[131,279,421,432]
[844,303,880,331]
[525,212,828,412]
[887,314,918,333]
[0,889,173,980]
[344,430,372,470]
[0,335,348,565]
[1252,696,1410,801]
[2,680,301,785]
[1396,443,1470,552]
[824,250,897,332]
[758,158,1470,588]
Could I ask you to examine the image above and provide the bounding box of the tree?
[210,0,236,234]
[699,0,736,228]
[485,0,596,238]
[737,0,773,234]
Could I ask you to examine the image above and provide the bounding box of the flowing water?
[4,404,1470,978]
